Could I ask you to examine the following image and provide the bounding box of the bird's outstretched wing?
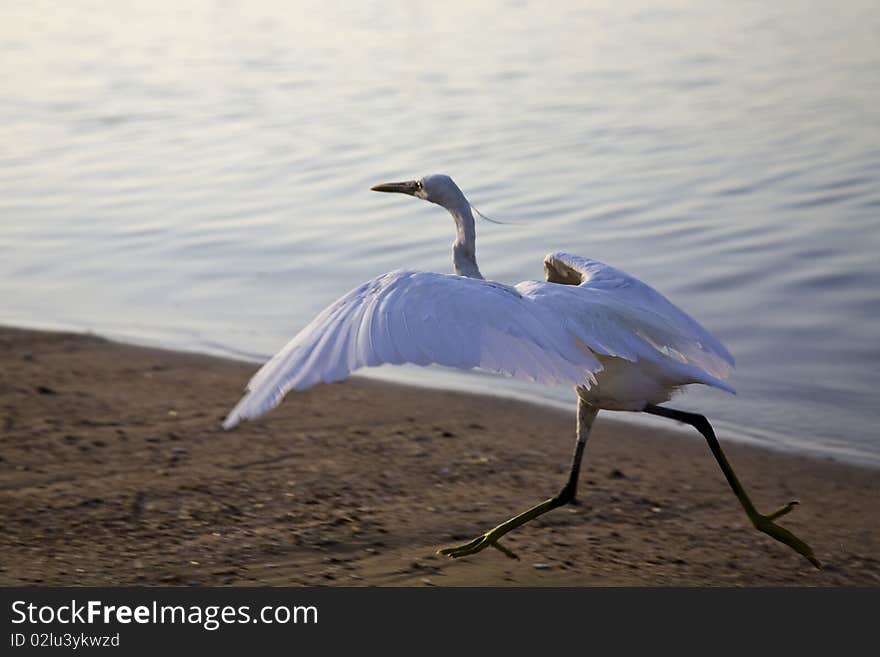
[543,251,735,382]
[224,269,606,428]
[224,256,734,429]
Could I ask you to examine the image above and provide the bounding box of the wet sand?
[1,326,877,586]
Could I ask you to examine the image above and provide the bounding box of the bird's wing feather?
[223,270,603,428]
[543,251,735,382]
[224,255,736,429]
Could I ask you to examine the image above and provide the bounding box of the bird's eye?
[416,181,423,191]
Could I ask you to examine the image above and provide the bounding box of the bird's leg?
[643,404,821,569]
[438,400,598,559]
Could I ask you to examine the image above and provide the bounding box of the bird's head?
[371,173,485,278]
[371,174,465,209]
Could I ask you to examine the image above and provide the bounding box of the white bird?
[224,174,819,568]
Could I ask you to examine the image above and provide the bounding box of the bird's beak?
[370,180,420,196]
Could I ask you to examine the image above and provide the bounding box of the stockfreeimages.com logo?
[11,599,318,632]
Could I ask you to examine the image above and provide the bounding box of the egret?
[223,174,820,568]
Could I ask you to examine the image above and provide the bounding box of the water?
[2,1,879,466]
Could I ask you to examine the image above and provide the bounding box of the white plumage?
[222,174,824,569]
[223,176,733,430]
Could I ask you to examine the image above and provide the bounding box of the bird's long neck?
[448,202,483,279]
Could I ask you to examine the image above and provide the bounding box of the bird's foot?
[750,501,822,569]
[437,530,519,560]
[436,493,569,560]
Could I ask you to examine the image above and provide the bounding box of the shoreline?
[6,317,876,470]
[1,325,878,585]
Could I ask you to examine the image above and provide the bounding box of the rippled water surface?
[2,1,879,465]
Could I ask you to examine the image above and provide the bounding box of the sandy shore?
[1,326,877,586]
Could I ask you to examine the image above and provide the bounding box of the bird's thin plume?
[468,200,518,225]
